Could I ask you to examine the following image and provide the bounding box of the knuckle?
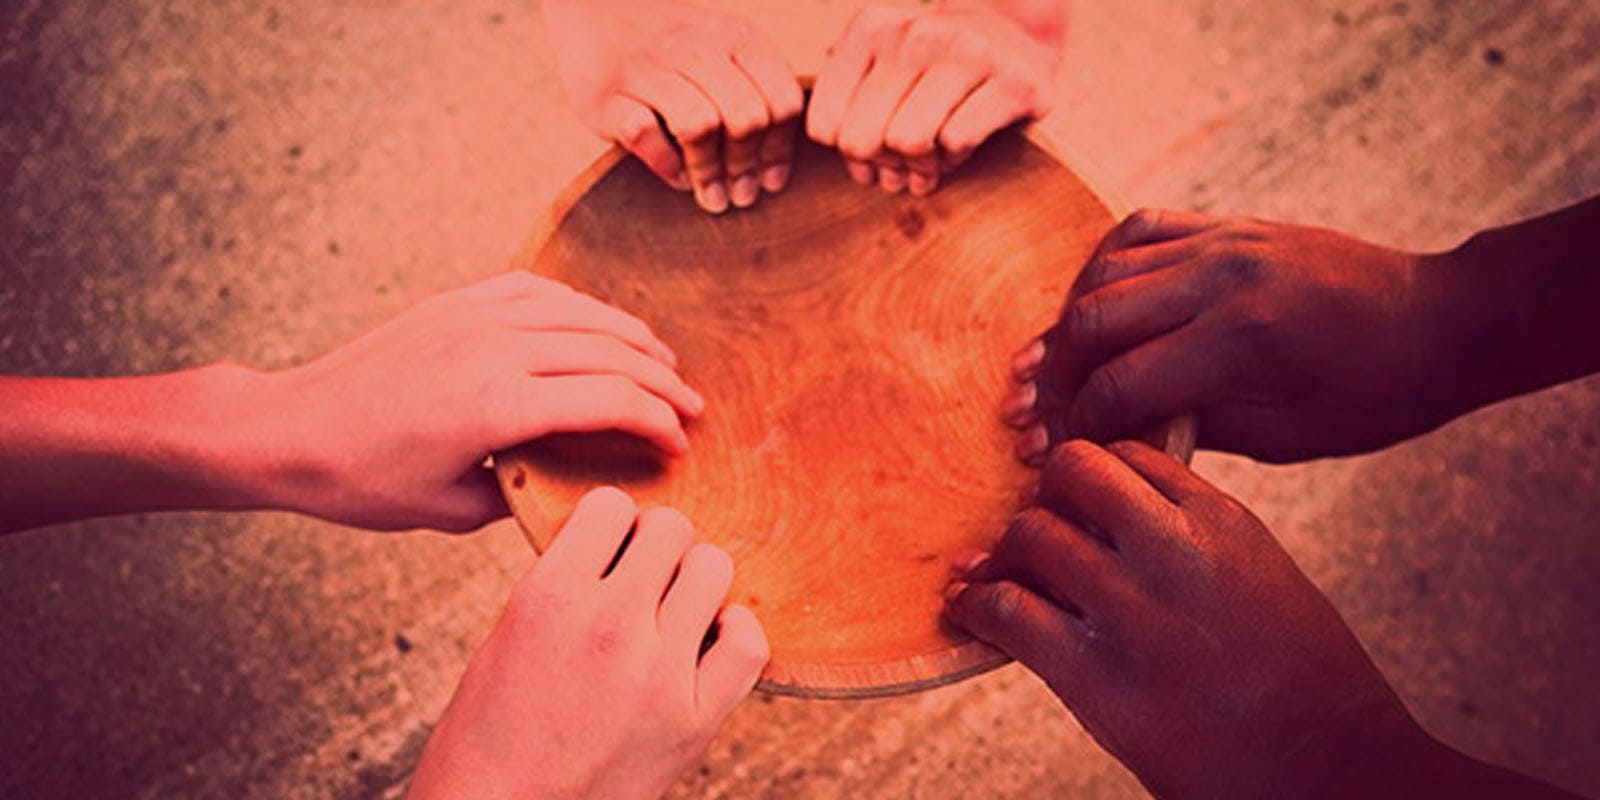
[884,123,935,157]
[723,112,768,140]
[1124,207,1162,237]
[735,626,771,664]
[1064,293,1104,347]
[1080,364,1129,420]
[770,90,804,122]
[625,317,658,344]
[639,505,693,539]
[670,106,721,142]
[595,372,637,400]
[1105,439,1152,462]
[582,614,630,660]
[837,133,880,162]
[950,30,992,63]
[994,66,1037,103]
[723,608,771,662]
[689,542,734,577]
[855,4,907,34]
[937,124,979,156]
[617,106,658,145]
[804,109,832,143]
[1225,246,1267,283]
[1046,437,1104,475]
[506,581,572,630]
[982,582,1028,621]
[1004,508,1056,554]
[594,334,636,364]
[1081,251,1124,288]
[902,18,953,58]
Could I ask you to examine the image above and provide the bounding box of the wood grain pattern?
[496,130,1195,698]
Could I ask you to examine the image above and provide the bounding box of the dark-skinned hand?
[947,439,1419,797]
[1002,209,1459,464]
[945,440,1588,799]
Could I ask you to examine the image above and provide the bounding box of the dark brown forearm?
[1308,712,1589,800]
[1422,195,1600,419]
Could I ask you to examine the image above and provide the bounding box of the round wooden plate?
[495,129,1195,699]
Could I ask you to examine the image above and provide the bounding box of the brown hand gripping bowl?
[494,127,1196,699]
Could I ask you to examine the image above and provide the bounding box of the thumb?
[433,468,511,533]
[1061,331,1223,444]
[606,95,690,191]
[945,579,1092,691]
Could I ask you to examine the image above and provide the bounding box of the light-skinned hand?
[807,1,1064,196]
[266,271,702,532]
[544,0,804,214]
[407,487,769,800]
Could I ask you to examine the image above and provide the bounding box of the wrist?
[1412,232,1534,420]
[1265,700,1447,800]
[229,361,355,522]
[150,362,313,514]
[1405,235,1521,428]
[940,0,1069,62]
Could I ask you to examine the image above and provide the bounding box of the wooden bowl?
[496,130,1195,699]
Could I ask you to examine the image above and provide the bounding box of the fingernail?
[730,174,759,208]
[846,161,874,185]
[1017,423,1050,463]
[879,169,906,193]
[1000,383,1038,427]
[761,164,791,193]
[696,182,729,214]
[954,552,990,576]
[671,170,691,192]
[943,580,969,602]
[909,172,937,196]
[1012,339,1047,378]
[686,387,707,417]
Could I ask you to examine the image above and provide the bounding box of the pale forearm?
[0,364,299,534]
[943,0,1069,54]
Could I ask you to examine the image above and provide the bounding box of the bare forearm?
[1426,196,1600,416]
[1317,721,1588,800]
[0,365,297,534]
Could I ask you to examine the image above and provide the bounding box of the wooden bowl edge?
[492,129,1201,699]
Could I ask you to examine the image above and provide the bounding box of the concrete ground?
[2,0,1597,797]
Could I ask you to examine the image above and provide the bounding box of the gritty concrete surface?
[1,0,1598,798]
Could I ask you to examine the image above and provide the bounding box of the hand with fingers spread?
[544,0,804,214]
[946,440,1588,800]
[267,271,702,532]
[407,487,769,800]
[807,1,1066,196]
[1002,209,1450,464]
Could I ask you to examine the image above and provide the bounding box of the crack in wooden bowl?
[495,129,1195,699]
